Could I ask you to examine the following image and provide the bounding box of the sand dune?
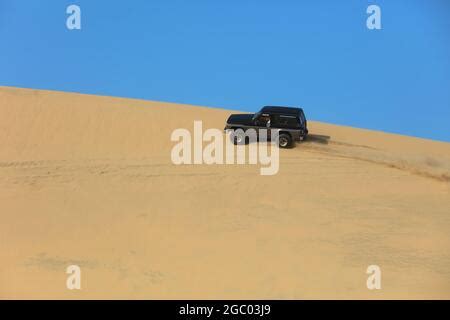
[1,86,449,299]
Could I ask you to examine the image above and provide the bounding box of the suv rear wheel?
[232,130,247,145]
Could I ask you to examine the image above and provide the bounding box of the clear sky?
[1,0,449,141]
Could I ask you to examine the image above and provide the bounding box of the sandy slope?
[0,86,449,299]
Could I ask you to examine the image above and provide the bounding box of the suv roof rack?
[261,106,303,115]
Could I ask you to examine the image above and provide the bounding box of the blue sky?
[1,0,449,141]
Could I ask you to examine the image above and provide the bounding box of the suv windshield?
[252,112,261,121]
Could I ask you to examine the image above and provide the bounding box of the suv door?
[255,113,271,141]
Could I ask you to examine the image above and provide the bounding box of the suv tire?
[278,133,292,148]
[232,130,247,145]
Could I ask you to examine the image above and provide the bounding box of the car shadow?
[305,134,330,145]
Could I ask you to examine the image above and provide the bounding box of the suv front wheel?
[278,133,292,148]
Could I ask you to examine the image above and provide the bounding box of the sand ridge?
[0,86,449,299]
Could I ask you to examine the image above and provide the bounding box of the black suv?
[224,106,308,148]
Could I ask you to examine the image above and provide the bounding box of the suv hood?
[226,114,254,126]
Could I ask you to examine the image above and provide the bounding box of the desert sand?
[0,86,449,299]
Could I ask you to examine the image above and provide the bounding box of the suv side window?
[256,113,271,127]
[271,114,300,128]
[298,111,306,125]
